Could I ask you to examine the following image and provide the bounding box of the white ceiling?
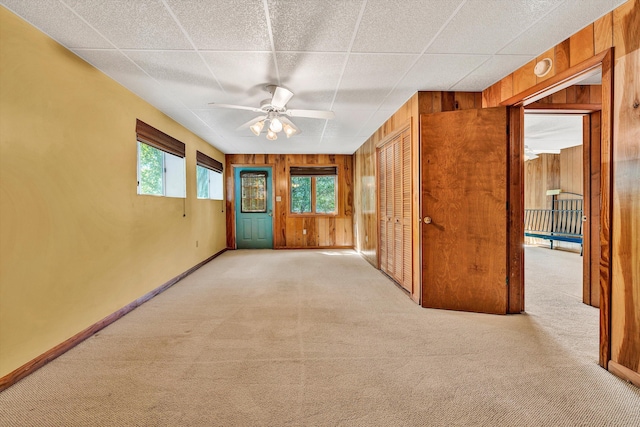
[1,0,624,154]
[524,114,584,153]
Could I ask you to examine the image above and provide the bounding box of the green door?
[235,167,273,249]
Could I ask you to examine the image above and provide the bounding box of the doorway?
[234,166,274,249]
[502,49,613,368]
[523,107,601,309]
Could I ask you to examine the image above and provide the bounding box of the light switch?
[276,196,282,202]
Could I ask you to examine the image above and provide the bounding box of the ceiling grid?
[0,0,625,154]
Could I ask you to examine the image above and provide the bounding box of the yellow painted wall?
[0,7,226,377]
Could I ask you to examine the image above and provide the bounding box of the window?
[241,171,267,213]
[290,166,337,214]
[136,119,186,198]
[196,151,224,200]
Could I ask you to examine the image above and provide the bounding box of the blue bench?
[524,197,583,253]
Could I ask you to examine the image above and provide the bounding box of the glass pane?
[315,176,336,213]
[291,176,311,213]
[241,172,267,212]
[210,170,223,200]
[164,152,185,198]
[138,142,163,195]
[197,165,209,199]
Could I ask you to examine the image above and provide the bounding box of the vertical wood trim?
[590,111,602,308]
[508,106,525,313]
[582,115,592,306]
[599,49,613,369]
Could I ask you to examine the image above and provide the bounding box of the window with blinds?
[136,120,186,198]
[290,166,338,214]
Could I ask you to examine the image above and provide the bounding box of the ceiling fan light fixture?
[283,123,297,138]
[269,117,283,133]
[266,129,278,140]
[250,120,264,136]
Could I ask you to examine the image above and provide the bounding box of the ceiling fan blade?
[285,109,335,120]
[208,103,263,113]
[236,115,267,131]
[270,86,294,109]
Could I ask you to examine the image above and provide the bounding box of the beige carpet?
[1,247,638,426]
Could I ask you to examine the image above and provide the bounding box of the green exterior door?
[235,167,273,249]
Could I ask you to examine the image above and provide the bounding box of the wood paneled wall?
[225,154,353,249]
[482,13,614,108]
[524,154,560,210]
[560,145,584,195]
[610,0,640,379]
[531,85,602,106]
[484,0,639,379]
[354,92,482,303]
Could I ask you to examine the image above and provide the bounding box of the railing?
[524,198,583,251]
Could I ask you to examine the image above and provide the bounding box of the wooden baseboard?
[608,360,640,388]
[273,246,355,250]
[0,249,226,392]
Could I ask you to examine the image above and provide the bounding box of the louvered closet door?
[378,129,412,293]
[379,147,388,272]
[385,143,395,276]
[401,129,412,293]
[393,138,403,284]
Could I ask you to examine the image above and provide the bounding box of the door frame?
[227,164,275,249]
[501,48,614,368]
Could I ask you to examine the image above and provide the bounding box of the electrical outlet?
[303,229,307,235]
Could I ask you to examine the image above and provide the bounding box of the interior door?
[235,167,273,249]
[421,107,509,314]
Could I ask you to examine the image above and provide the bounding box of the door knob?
[423,217,432,224]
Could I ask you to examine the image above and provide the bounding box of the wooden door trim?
[507,106,524,313]
[227,163,276,250]
[503,48,613,368]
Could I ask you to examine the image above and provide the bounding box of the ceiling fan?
[208,85,335,140]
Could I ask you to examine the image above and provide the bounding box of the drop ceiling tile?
[71,49,177,110]
[333,53,417,109]
[2,0,111,48]
[200,52,277,105]
[427,0,564,55]
[163,108,220,140]
[324,110,375,138]
[499,0,628,55]
[357,109,396,138]
[286,117,326,137]
[352,0,464,53]
[276,53,346,110]
[376,88,416,113]
[267,0,363,52]
[125,51,221,108]
[164,0,271,51]
[193,109,260,137]
[317,137,363,154]
[395,54,490,95]
[450,54,534,91]
[67,0,191,49]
